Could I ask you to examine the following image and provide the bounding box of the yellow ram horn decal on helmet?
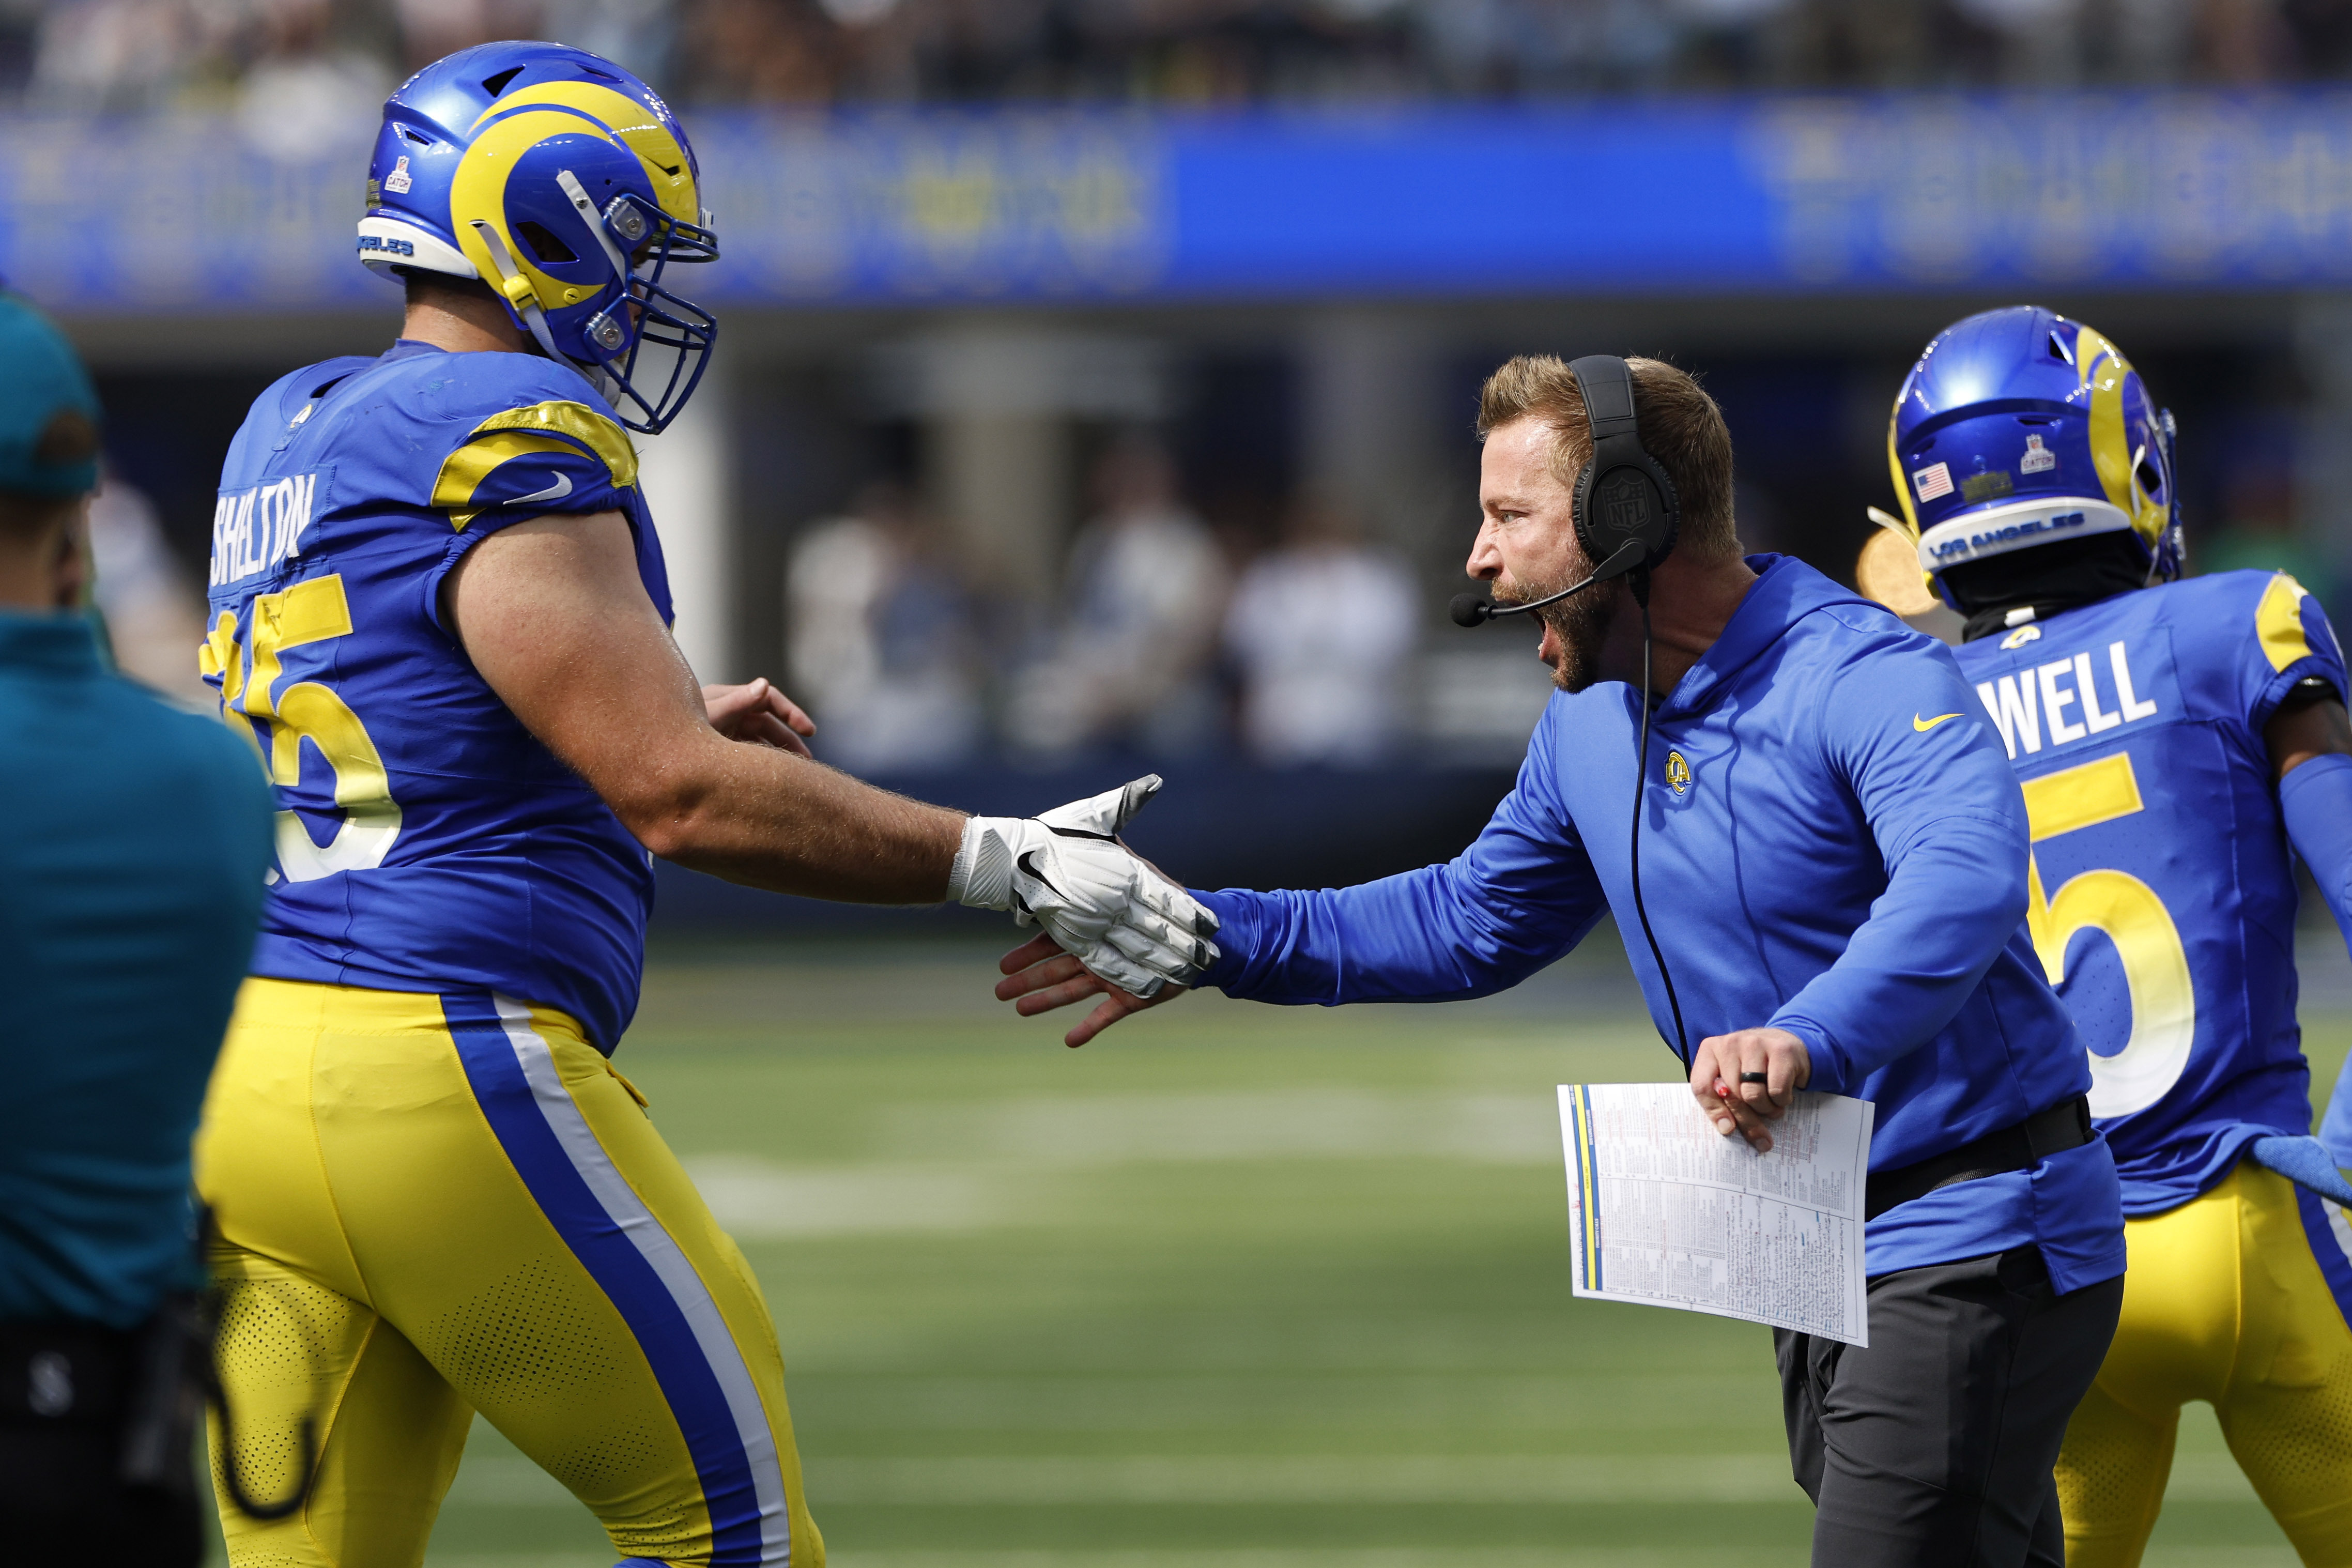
[2072,325,2166,551]
[449,108,625,316]
[473,82,701,227]
[1885,407,1918,537]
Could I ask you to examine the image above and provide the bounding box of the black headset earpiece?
[1565,355,1690,1067]
[1567,355,1680,587]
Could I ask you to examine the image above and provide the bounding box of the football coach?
[1000,354,2129,1568]
[0,293,274,1560]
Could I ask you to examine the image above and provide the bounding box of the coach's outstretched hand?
[950,775,1220,999]
[996,931,1181,1047]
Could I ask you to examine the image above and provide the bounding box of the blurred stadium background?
[9,0,2352,1559]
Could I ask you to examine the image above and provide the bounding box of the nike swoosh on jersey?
[1914,712,1965,732]
[513,471,574,506]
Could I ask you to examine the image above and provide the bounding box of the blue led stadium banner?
[4,94,2349,313]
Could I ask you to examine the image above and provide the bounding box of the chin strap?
[468,220,570,367]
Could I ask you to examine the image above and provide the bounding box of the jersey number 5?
[199,574,403,881]
[2021,750,2195,1119]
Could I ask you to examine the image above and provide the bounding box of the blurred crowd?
[786,438,1424,772]
[6,0,2348,117]
[79,419,2335,771]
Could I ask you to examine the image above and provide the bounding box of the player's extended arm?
[998,713,1608,1044]
[443,512,1217,1000]
[2273,686,2352,961]
[2267,687,2352,1170]
[448,510,962,901]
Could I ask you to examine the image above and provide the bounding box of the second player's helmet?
[1889,306,2181,613]
[358,41,718,433]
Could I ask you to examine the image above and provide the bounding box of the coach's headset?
[1449,355,1679,626]
[1450,355,1691,1064]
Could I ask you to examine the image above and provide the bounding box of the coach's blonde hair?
[1476,355,1741,564]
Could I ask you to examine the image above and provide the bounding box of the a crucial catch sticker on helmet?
[210,470,326,588]
[384,155,414,195]
[1912,462,1953,502]
[2021,435,2056,474]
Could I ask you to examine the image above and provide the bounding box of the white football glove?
[948,774,1220,996]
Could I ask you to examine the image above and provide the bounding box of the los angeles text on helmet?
[1915,496,2133,570]
[1929,511,2086,562]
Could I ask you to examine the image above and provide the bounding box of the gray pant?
[1776,1245,2124,1568]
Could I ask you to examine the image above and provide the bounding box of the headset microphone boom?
[1449,537,1648,627]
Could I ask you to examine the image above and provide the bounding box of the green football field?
[204,934,2352,1568]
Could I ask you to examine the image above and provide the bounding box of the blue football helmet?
[1888,306,2182,609]
[358,41,718,434]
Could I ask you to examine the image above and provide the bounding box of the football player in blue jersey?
[1858,306,2352,1566]
[194,41,1218,1568]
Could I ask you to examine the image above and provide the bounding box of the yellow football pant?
[193,978,824,1568]
[2058,1160,2352,1566]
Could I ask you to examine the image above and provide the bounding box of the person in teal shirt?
[0,289,273,1561]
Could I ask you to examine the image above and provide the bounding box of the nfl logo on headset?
[1601,471,1649,534]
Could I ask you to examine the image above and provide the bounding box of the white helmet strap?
[468,219,569,367]
[556,168,636,289]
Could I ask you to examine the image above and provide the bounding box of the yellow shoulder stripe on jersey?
[2021,750,2143,843]
[2257,572,2315,673]
[431,402,638,530]
[475,401,638,485]
[434,433,591,530]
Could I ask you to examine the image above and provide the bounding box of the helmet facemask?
[566,189,718,436]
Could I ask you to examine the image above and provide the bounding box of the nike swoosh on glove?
[947,774,1220,997]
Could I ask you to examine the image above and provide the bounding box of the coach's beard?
[1500,564,1620,694]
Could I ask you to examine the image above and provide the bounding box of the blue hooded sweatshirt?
[1195,555,2126,1292]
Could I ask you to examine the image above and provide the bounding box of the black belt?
[1864,1095,2094,1221]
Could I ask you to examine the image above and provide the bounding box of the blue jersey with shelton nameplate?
[202,341,671,1052]
[1954,571,2346,1217]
